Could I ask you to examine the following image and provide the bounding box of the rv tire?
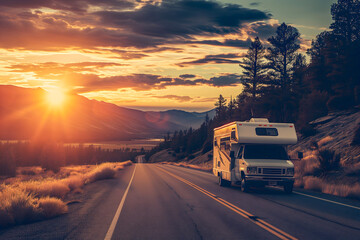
[241,178,249,192]
[218,174,230,187]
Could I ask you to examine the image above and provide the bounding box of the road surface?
[1,163,360,240]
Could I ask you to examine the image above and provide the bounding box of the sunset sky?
[0,0,336,111]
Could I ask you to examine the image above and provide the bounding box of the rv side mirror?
[298,151,303,160]
[230,151,235,158]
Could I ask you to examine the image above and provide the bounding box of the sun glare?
[46,88,66,107]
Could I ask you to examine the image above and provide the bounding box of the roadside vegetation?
[0,161,132,228]
[0,141,143,177]
[147,0,360,199]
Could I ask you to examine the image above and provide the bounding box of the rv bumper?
[245,176,294,187]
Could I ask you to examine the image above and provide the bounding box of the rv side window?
[231,130,236,140]
[255,128,278,136]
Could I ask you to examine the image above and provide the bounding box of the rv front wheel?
[241,178,249,192]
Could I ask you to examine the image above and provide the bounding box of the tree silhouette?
[266,23,300,91]
[239,37,267,99]
[330,0,360,44]
[214,94,227,122]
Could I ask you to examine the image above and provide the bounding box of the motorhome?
[213,118,300,193]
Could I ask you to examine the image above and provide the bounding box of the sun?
[46,88,66,107]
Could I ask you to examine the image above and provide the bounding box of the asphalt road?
[1,163,360,240]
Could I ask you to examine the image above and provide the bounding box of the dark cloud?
[179,74,196,79]
[177,53,242,67]
[95,0,270,38]
[0,0,271,50]
[208,74,241,87]
[186,38,252,48]
[249,22,279,39]
[250,2,260,6]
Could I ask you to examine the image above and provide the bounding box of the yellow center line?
[156,165,298,240]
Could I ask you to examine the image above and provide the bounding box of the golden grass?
[0,161,132,228]
[301,176,360,199]
[317,136,334,147]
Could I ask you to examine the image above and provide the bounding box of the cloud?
[153,95,193,102]
[0,0,271,50]
[9,62,243,92]
[177,53,242,67]
[208,74,241,87]
[249,21,279,39]
[186,38,252,48]
[0,0,135,13]
[179,74,196,79]
[95,0,270,39]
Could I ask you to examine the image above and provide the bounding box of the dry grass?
[317,136,334,147]
[38,197,68,218]
[301,176,360,199]
[0,161,132,228]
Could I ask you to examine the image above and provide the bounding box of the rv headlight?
[287,168,294,176]
[247,167,257,174]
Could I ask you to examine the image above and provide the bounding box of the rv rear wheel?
[218,174,230,187]
[284,183,293,194]
[241,178,249,192]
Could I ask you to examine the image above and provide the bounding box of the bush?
[299,124,317,138]
[351,124,360,146]
[317,148,341,175]
[38,197,68,218]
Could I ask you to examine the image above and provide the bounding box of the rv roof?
[249,118,269,123]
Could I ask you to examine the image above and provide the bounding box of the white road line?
[293,191,360,210]
[104,164,137,240]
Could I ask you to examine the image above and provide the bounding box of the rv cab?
[213,118,298,193]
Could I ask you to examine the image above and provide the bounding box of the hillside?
[290,109,360,164]
[0,85,210,141]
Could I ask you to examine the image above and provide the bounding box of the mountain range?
[0,85,214,142]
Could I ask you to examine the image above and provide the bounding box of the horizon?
[0,0,336,111]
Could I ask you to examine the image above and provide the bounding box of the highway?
[1,163,360,240]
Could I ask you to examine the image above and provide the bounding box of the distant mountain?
[146,109,215,129]
[0,85,212,141]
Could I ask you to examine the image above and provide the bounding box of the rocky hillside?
[290,109,360,164]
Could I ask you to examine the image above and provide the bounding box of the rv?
[213,118,301,193]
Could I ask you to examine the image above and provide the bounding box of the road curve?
[1,163,360,240]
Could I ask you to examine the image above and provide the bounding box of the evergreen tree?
[214,94,227,122]
[239,37,267,98]
[330,0,360,44]
[266,23,300,92]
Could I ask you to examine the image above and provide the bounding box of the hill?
[0,85,210,141]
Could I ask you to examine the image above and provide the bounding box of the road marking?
[156,166,297,240]
[293,191,360,211]
[104,164,137,240]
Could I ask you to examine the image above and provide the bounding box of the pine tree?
[239,37,267,98]
[330,0,360,44]
[266,23,300,92]
[214,94,227,122]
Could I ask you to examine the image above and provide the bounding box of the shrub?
[299,124,317,138]
[317,148,341,175]
[20,180,70,199]
[85,163,116,183]
[38,197,68,218]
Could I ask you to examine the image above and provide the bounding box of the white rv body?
[213,118,297,193]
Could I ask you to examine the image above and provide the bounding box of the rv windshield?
[244,144,288,160]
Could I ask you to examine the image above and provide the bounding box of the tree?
[266,23,300,92]
[214,94,227,122]
[266,23,301,122]
[239,37,267,98]
[330,0,360,44]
